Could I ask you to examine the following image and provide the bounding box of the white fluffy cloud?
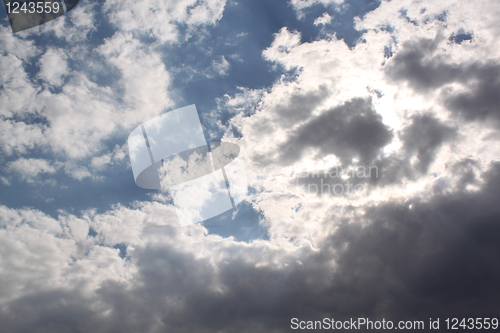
[0,30,39,118]
[0,205,138,304]
[6,158,56,178]
[0,0,228,180]
[0,120,46,156]
[314,12,332,26]
[103,0,227,42]
[97,33,173,125]
[37,48,68,87]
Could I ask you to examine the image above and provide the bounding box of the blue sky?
[1,0,500,331]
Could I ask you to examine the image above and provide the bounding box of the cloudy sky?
[1,0,500,331]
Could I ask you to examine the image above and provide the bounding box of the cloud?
[385,37,500,123]
[63,162,92,181]
[290,0,344,17]
[90,154,112,170]
[0,0,228,172]
[1,0,500,331]
[0,40,39,118]
[6,158,57,179]
[385,37,461,92]
[385,37,500,126]
[313,12,332,26]
[400,113,456,173]
[0,26,39,61]
[0,163,499,331]
[315,175,500,323]
[279,97,393,165]
[442,62,500,124]
[210,0,500,249]
[97,33,173,124]
[37,48,68,87]
[0,120,46,156]
[273,85,330,127]
[103,0,227,42]
[210,55,231,76]
[36,74,121,159]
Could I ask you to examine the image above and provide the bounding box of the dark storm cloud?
[385,37,461,92]
[345,114,454,187]
[447,157,482,192]
[274,85,330,126]
[323,167,500,322]
[279,97,393,165]
[293,114,456,195]
[0,289,105,333]
[369,114,456,186]
[0,162,499,332]
[386,38,500,125]
[144,163,500,331]
[363,155,415,186]
[442,62,500,123]
[400,114,456,173]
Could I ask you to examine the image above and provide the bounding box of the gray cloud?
[447,158,482,192]
[293,164,379,197]
[400,114,456,173]
[386,38,500,126]
[385,37,461,92]
[279,98,393,165]
[294,113,457,195]
[1,163,499,332]
[274,85,330,127]
[366,155,415,187]
[325,166,500,321]
[0,289,104,333]
[443,62,500,123]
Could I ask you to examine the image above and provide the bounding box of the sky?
[0,0,500,332]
